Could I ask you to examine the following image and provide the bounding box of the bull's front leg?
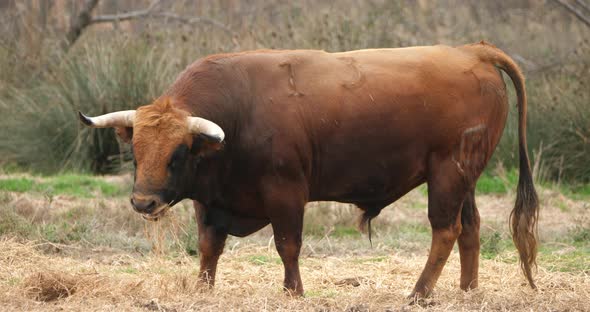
[263,177,306,296]
[271,214,304,296]
[194,201,228,287]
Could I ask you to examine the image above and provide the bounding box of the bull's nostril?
[146,200,156,212]
[131,196,158,213]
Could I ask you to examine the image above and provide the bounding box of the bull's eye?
[168,156,181,171]
[168,144,189,172]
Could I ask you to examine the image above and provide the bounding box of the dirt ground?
[0,181,589,311]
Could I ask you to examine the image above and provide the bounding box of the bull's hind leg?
[458,189,480,290]
[409,156,468,300]
[410,125,489,300]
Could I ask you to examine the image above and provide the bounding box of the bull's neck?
[162,58,251,145]
[162,61,248,207]
[190,151,230,208]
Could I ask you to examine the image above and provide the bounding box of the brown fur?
[98,42,539,298]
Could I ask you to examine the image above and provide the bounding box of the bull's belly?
[315,177,425,208]
[310,155,427,208]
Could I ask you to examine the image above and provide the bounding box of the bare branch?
[553,0,590,28]
[64,0,100,50]
[89,2,237,42]
[152,12,235,37]
[575,0,590,12]
[90,0,160,24]
[64,0,237,51]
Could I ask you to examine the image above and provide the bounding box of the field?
[1,173,589,311]
[1,1,589,311]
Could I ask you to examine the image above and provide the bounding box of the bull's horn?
[78,110,136,128]
[187,117,225,142]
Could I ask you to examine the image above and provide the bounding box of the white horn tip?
[214,132,225,143]
[202,132,225,143]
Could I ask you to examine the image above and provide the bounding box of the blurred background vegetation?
[0,0,588,184]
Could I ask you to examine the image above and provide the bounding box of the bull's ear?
[115,127,133,143]
[191,133,224,157]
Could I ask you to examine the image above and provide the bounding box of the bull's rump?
[221,46,508,203]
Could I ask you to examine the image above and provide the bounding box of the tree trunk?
[63,0,100,51]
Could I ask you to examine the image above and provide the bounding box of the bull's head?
[79,98,224,220]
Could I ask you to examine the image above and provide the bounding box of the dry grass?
[0,237,588,311]
[0,174,589,311]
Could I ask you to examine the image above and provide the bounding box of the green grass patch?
[304,289,339,298]
[36,174,124,197]
[247,255,282,266]
[332,225,361,238]
[304,224,362,238]
[0,178,34,192]
[538,245,590,273]
[476,168,590,199]
[38,221,91,244]
[416,184,428,196]
[476,170,518,194]
[479,226,590,273]
[571,184,590,196]
[480,231,512,259]
[409,200,427,210]
[557,183,590,200]
[0,174,125,198]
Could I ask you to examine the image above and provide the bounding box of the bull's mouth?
[141,204,171,222]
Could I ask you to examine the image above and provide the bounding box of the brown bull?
[79,41,539,299]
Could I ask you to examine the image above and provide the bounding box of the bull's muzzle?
[130,195,157,213]
[130,194,168,221]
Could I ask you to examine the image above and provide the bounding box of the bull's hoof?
[283,286,304,297]
[196,275,216,292]
[460,279,478,291]
[407,291,436,307]
[195,281,215,293]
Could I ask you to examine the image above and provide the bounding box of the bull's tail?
[466,41,540,289]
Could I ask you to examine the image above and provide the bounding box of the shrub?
[0,1,588,182]
[491,53,590,183]
[0,38,176,173]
